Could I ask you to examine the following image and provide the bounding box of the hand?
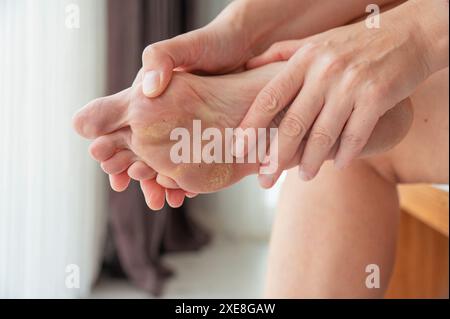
[139,0,384,98]
[238,1,436,187]
[140,6,253,98]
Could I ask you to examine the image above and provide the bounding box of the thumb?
[141,30,206,98]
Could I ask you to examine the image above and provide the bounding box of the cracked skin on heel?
[172,163,234,193]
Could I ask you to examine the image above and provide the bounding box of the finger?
[128,161,156,181]
[259,140,310,188]
[109,172,131,192]
[334,107,380,169]
[246,40,304,69]
[185,192,199,199]
[235,57,308,158]
[299,98,353,181]
[165,189,185,208]
[258,83,324,188]
[72,88,130,139]
[140,179,166,211]
[142,30,207,98]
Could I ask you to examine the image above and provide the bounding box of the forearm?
[213,0,399,54]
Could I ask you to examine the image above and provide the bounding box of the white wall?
[0,0,107,298]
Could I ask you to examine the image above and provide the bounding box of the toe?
[89,128,131,162]
[156,174,198,199]
[73,88,130,139]
[156,174,180,189]
[101,150,135,175]
[109,172,131,192]
[140,179,166,211]
[165,189,185,208]
[128,161,156,181]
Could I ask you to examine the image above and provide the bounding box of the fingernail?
[258,174,274,188]
[233,137,245,158]
[298,166,312,181]
[142,71,161,96]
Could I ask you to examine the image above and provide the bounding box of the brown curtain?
[103,0,210,296]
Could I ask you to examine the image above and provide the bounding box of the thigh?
[367,68,449,184]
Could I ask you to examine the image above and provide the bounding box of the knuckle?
[279,113,307,137]
[309,127,333,148]
[347,61,367,75]
[142,45,153,60]
[301,41,319,55]
[270,42,283,52]
[256,87,282,114]
[366,81,388,104]
[142,44,160,61]
[321,53,346,77]
[341,133,365,150]
[343,64,366,88]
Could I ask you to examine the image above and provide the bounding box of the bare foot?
[73,63,413,201]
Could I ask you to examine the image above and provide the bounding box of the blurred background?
[0,0,283,298]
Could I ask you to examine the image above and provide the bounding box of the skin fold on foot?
[73,62,413,195]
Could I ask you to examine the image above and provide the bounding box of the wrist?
[382,0,448,79]
[209,0,277,54]
[407,0,449,75]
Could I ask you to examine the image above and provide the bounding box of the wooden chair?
[386,185,449,298]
